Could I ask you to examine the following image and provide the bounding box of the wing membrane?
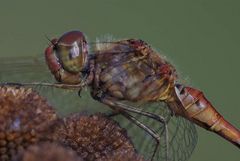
[113,102,198,161]
[0,56,51,82]
[0,56,108,115]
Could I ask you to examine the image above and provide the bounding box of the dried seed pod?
[12,142,83,161]
[52,113,136,161]
[0,86,58,161]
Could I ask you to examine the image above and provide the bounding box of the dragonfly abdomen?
[173,84,240,148]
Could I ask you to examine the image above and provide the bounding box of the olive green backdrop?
[0,0,239,160]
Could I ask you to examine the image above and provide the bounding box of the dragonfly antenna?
[44,34,55,46]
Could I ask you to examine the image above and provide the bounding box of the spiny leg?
[98,96,170,161]
[100,96,167,123]
[0,82,84,90]
[120,111,160,161]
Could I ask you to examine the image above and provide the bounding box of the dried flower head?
[51,113,137,161]
[0,86,58,161]
[13,142,83,161]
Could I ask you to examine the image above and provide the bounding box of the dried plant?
[0,86,146,161]
[12,142,83,161]
[0,86,58,161]
[51,113,140,161]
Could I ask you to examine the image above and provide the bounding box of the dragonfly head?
[45,31,88,84]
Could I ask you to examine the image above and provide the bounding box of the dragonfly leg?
[0,82,84,90]
[97,95,170,161]
[120,111,160,161]
[101,96,167,123]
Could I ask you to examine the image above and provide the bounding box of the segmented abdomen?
[173,84,240,148]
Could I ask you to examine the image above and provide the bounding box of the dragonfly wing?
[90,38,150,58]
[112,102,198,161]
[0,56,110,116]
[0,56,52,82]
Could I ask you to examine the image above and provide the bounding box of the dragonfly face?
[45,31,88,84]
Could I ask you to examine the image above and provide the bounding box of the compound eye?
[56,40,88,73]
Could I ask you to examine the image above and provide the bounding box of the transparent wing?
[114,102,198,161]
[0,56,50,82]
[0,56,108,115]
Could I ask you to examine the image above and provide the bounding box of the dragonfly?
[0,56,197,161]
[1,30,239,160]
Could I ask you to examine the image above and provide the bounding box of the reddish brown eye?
[56,31,88,73]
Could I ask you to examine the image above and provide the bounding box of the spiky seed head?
[12,142,83,161]
[0,86,59,161]
[51,113,136,161]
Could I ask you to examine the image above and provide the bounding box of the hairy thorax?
[90,39,177,102]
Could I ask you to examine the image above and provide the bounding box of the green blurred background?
[0,0,239,160]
